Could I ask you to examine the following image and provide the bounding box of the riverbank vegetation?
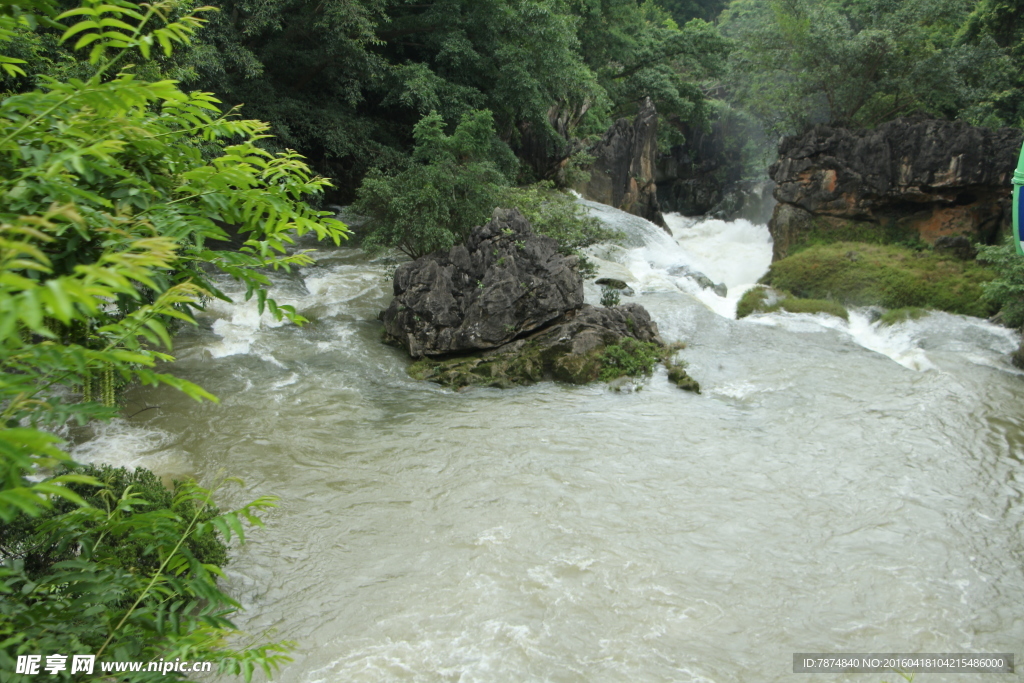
[0,0,345,676]
[2,0,1023,672]
[978,239,1024,327]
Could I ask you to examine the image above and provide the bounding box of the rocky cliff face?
[768,117,1023,260]
[575,98,666,227]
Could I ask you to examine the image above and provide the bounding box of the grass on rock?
[760,242,996,317]
[736,286,849,320]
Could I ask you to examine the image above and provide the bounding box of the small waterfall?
[581,200,1019,374]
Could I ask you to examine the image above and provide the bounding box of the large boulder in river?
[381,208,583,357]
[768,117,1023,260]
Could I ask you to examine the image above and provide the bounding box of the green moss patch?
[598,338,666,381]
[761,242,996,317]
[408,340,566,389]
[736,286,849,321]
[789,215,919,256]
[736,287,770,319]
[667,363,700,393]
[878,307,930,326]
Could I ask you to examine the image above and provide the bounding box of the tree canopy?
[178,0,727,198]
[720,0,1024,137]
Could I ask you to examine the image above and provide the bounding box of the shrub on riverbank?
[977,239,1024,328]
[760,243,996,317]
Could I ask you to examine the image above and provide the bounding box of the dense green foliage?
[978,239,1024,327]
[355,108,617,260]
[598,337,668,381]
[355,109,511,258]
[719,0,1024,138]
[0,0,344,677]
[659,0,728,23]
[955,0,1024,127]
[1,464,228,579]
[174,0,728,199]
[722,0,985,135]
[761,243,997,316]
[500,182,620,252]
[1,470,284,682]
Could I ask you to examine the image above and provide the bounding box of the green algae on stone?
[736,286,849,321]
[878,307,930,326]
[667,364,701,393]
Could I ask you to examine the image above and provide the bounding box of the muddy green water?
[73,206,1024,682]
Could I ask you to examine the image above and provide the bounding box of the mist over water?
[83,204,1024,682]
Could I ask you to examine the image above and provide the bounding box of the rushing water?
[72,204,1024,682]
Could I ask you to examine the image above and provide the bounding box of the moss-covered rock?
[406,304,693,389]
[598,337,666,381]
[408,338,591,388]
[736,286,771,319]
[736,285,849,321]
[760,242,996,317]
[667,364,700,393]
[769,205,920,260]
[878,307,930,326]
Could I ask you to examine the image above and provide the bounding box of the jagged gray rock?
[380,208,583,357]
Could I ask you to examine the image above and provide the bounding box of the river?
[71,202,1024,682]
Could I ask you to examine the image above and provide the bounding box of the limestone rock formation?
[768,117,1023,260]
[380,208,583,357]
[575,98,666,227]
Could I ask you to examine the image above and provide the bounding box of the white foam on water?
[746,309,936,371]
[303,269,384,317]
[69,419,192,476]
[710,380,764,400]
[845,311,937,372]
[271,372,301,389]
[663,213,774,292]
[203,295,287,359]
[580,200,774,319]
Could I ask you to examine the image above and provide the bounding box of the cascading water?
[71,204,1024,682]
